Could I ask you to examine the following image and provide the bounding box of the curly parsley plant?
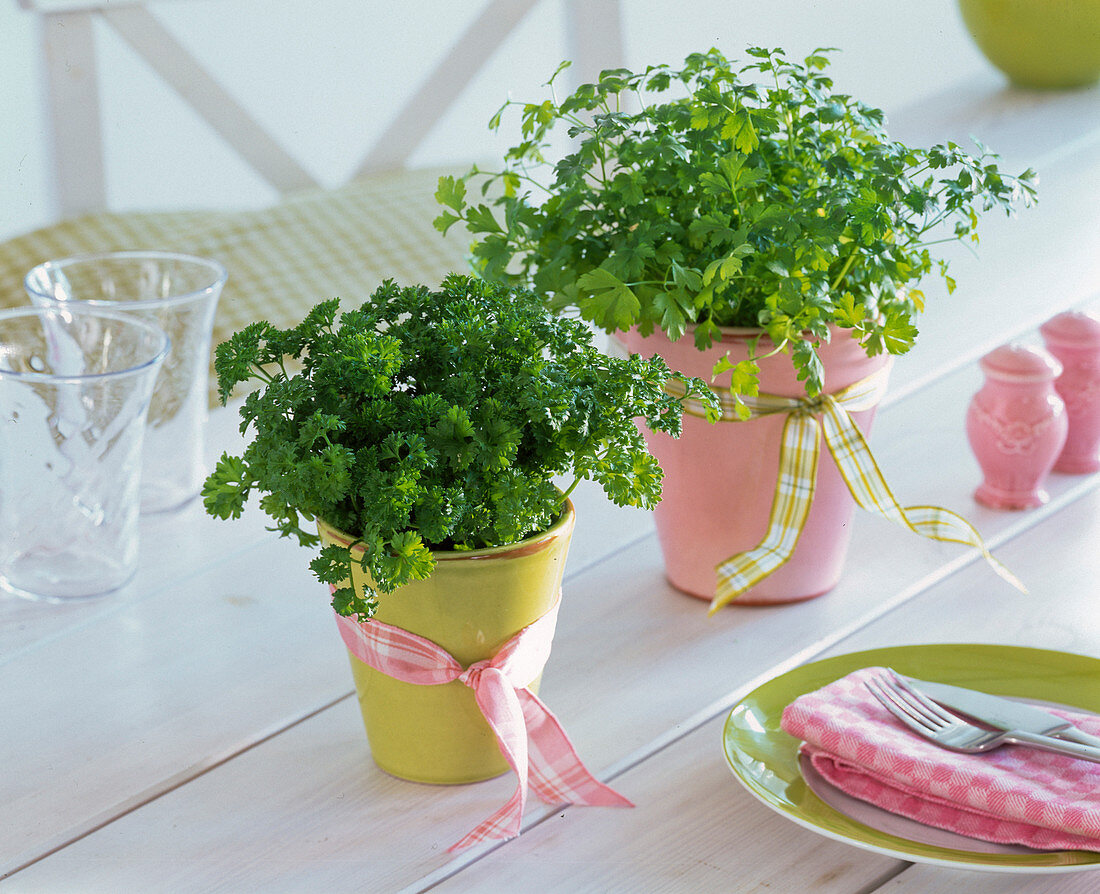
[203,275,717,620]
[436,47,1037,414]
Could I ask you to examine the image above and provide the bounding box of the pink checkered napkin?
[781,666,1100,851]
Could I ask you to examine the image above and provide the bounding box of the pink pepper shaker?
[966,343,1068,509]
[1040,310,1100,474]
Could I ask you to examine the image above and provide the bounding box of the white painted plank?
[435,718,908,894]
[429,718,903,893]
[0,422,656,881]
[3,66,1099,894]
[875,866,1100,893]
[7,318,1098,890]
[0,534,346,878]
[0,400,258,659]
[824,487,1100,675]
[430,472,1100,892]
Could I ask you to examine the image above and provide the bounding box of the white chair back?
[17,0,624,217]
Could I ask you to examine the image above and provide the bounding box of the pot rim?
[611,322,861,346]
[317,497,576,563]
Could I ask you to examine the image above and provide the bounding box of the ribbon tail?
[518,688,633,809]
[711,412,820,614]
[906,505,1028,594]
[447,668,528,853]
[820,400,1026,594]
[447,791,526,854]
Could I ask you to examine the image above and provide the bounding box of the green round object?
[958,0,1100,89]
[723,643,1100,871]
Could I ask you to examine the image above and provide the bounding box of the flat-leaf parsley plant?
[436,47,1037,416]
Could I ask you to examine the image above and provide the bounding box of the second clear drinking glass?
[25,251,228,513]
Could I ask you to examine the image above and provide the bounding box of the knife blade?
[906,676,1100,749]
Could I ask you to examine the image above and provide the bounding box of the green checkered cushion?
[0,167,472,404]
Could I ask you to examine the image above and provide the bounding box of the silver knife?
[906,676,1100,749]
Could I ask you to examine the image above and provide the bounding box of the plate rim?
[722,643,1100,873]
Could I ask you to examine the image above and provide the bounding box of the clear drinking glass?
[0,307,169,602]
[25,252,228,513]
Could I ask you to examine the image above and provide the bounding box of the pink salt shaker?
[966,343,1068,509]
[1040,310,1100,473]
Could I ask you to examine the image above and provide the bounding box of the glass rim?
[0,305,171,384]
[24,250,228,311]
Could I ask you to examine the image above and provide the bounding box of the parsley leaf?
[441,46,1036,401]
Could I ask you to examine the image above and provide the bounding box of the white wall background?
[1,0,993,243]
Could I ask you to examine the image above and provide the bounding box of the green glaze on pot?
[318,501,575,784]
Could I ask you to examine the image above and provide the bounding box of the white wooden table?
[3,73,1100,893]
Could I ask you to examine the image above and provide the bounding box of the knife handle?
[1006,730,1100,763]
[1054,727,1100,750]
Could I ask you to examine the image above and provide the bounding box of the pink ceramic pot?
[613,326,891,605]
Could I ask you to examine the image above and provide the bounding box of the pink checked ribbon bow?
[333,596,632,853]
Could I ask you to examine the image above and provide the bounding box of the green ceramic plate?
[722,644,1100,872]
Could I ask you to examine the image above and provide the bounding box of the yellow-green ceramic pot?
[317,501,574,784]
[959,0,1100,89]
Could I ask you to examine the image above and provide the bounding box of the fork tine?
[866,671,1022,757]
[865,674,937,734]
[876,673,950,730]
[884,670,961,726]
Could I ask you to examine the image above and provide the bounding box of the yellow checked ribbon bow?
[673,364,1026,614]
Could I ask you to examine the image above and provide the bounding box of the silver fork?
[865,670,1100,763]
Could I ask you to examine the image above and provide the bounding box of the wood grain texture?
[7,320,1098,890]
[5,28,1100,894]
[0,441,656,882]
[875,866,1100,892]
[432,716,901,894]
[0,400,254,658]
[430,488,1100,893]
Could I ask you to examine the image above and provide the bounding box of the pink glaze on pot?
[966,343,1067,510]
[1041,310,1100,474]
[614,326,890,605]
